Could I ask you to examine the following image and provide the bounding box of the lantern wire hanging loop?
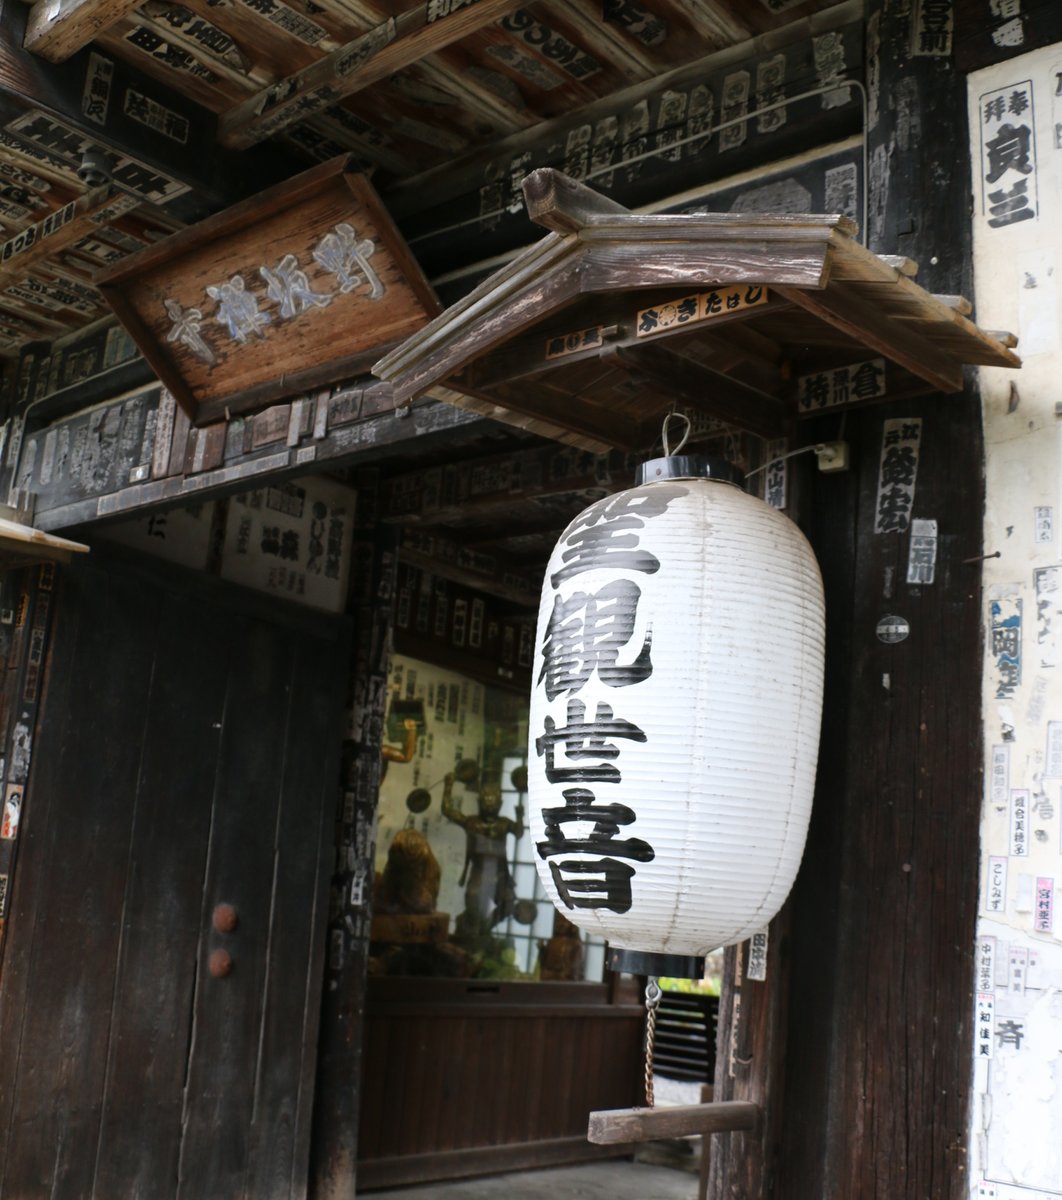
[643,975,662,1107]
[661,411,692,458]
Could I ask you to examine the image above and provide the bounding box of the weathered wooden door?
[0,551,346,1200]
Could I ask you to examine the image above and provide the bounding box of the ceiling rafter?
[217,0,528,151]
[299,0,534,134]
[551,0,658,83]
[383,0,862,214]
[23,0,145,63]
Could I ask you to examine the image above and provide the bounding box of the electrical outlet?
[814,441,849,473]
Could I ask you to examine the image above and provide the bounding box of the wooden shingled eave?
[373,168,1021,446]
[372,231,584,408]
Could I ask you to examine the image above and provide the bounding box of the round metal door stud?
[212,903,239,933]
[209,948,233,978]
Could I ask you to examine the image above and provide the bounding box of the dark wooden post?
[765,10,982,1199]
[310,470,398,1200]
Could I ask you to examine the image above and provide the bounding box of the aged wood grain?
[0,564,157,1199]
[356,979,644,1188]
[522,167,630,235]
[91,591,230,1198]
[23,0,145,63]
[775,283,966,395]
[246,629,345,1199]
[310,512,393,1200]
[218,0,528,150]
[0,188,139,286]
[613,343,788,439]
[0,553,347,1199]
[384,1,863,217]
[97,157,439,425]
[588,1100,759,1145]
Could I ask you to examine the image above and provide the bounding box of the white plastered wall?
[969,45,1062,1199]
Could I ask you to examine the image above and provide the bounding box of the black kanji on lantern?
[550,484,688,586]
[547,857,638,912]
[539,785,655,913]
[538,580,653,700]
[535,698,647,783]
[537,788,655,863]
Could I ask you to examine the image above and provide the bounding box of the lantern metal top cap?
[635,454,741,486]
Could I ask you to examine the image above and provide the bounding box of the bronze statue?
[374,827,441,915]
[381,717,419,764]
[538,911,585,981]
[442,772,524,934]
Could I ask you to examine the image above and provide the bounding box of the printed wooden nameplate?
[97,155,440,425]
[635,285,769,338]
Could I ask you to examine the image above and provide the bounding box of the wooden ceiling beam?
[680,0,752,46]
[384,471,609,529]
[523,167,631,234]
[297,0,533,133]
[0,188,140,287]
[411,59,535,134]
[552,0,656,83]
[218,0,527,151]
[383,0,863,215]
[23,0,144,62]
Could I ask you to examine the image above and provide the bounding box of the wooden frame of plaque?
[97,155,440,425]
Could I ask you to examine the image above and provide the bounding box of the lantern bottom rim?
[607,948,707,980]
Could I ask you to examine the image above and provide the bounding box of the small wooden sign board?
[97,155,440,425]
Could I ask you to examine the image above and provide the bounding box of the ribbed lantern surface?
[527,471,825,959]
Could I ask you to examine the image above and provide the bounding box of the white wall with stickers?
[969,44,1062,1200]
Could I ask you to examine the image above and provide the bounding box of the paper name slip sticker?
[1010,788,1030,857]
[1035,878,1054,933]
[975,993,995,1060]
[746,929,769,981]
[986,855,1007,913]
[0,784,20,839]
[977,936,996,994]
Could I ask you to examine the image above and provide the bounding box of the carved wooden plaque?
[97,155,439,424]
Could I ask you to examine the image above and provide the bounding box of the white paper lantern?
[527,455,825,976]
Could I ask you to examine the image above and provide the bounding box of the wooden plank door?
[0,552,346,1200]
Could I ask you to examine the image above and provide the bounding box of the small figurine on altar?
[374,828,441,915]
[538,911,585,981]
[442,771,524,935]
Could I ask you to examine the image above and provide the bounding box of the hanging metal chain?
[643,975,662,1107]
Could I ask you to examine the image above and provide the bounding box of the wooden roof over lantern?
[373,168,1022,452]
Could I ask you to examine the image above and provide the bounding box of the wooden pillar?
[762,11,981,1198]
[864,0,972,296]
[310,470,398,1200]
